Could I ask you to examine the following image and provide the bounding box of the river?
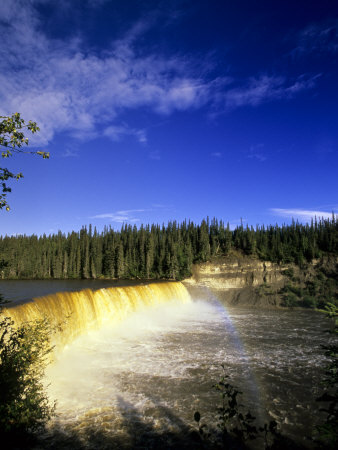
[0,280,331,448]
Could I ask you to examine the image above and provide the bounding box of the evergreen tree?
[0,216,337,281]
[115,241,124,278]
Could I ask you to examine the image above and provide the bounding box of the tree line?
[0,215,337,280]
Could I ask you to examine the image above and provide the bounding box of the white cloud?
[91,209,149,223]
[0,1,321,147]
[60,141,81,158]
[270,208,336,221]
[104,125,147,144]
[211,152,222,158]
[0,1,223,147]
[223,74,319,109]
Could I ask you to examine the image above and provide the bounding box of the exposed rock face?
[184,254,338,308]
[183,254,288,307]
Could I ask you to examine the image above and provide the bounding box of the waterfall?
[2,282,191,350]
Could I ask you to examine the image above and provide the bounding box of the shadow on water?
[7,396,307,450]
[31,397,204,450]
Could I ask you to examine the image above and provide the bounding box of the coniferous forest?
[0,216,337,281]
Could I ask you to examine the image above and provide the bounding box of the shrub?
[283,268,294,279]
[194,364,278,448]
[283,292,299,307]
[0,315,55,440]
[315,304,338,448]
[302,296,318,309]
[287,285,302,297]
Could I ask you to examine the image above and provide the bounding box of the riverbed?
[0,281,331,448]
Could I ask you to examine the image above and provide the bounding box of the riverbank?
[184,252,338,309]
[1,252,337,310]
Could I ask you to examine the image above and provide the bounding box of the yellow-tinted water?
[2,282,191,351]
[1,284,329,448]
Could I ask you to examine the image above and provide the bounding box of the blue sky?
[0,0,337,236]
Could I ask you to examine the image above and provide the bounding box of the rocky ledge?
[184,253,295,307]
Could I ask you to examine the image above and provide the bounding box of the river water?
[0,281,331,449]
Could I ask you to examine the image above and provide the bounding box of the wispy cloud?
[291,19,338,57]
[90,209,150,223]
[270,208,335,221]
[104,125,147,144]
[0,1,225,146]
[223,74,319,109]
[148,150,161,160]
[211,152,222,158]
[0,1,321,148]
[90,204,172,223]
[61,146,80,158]
[248,143,266,162]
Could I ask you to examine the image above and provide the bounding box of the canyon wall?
[184,254,290,307]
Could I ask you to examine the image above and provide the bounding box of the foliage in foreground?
[194,364,278,449]
[0,312,55,440]
[0,112,49,211]
[0,112,53,446]
[315,303,338,448]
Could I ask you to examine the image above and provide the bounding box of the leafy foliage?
[0,313,55,440]
[0,112,49,210]
[315,303,338,448]
[194,364,278,448]
[0,113,54,446]
[280,265,338,309]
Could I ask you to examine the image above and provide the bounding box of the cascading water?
[2,282,330,448]
[2,282,191,351]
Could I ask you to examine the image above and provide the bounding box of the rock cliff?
[184,253,338,307]
[183,253,290,307]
